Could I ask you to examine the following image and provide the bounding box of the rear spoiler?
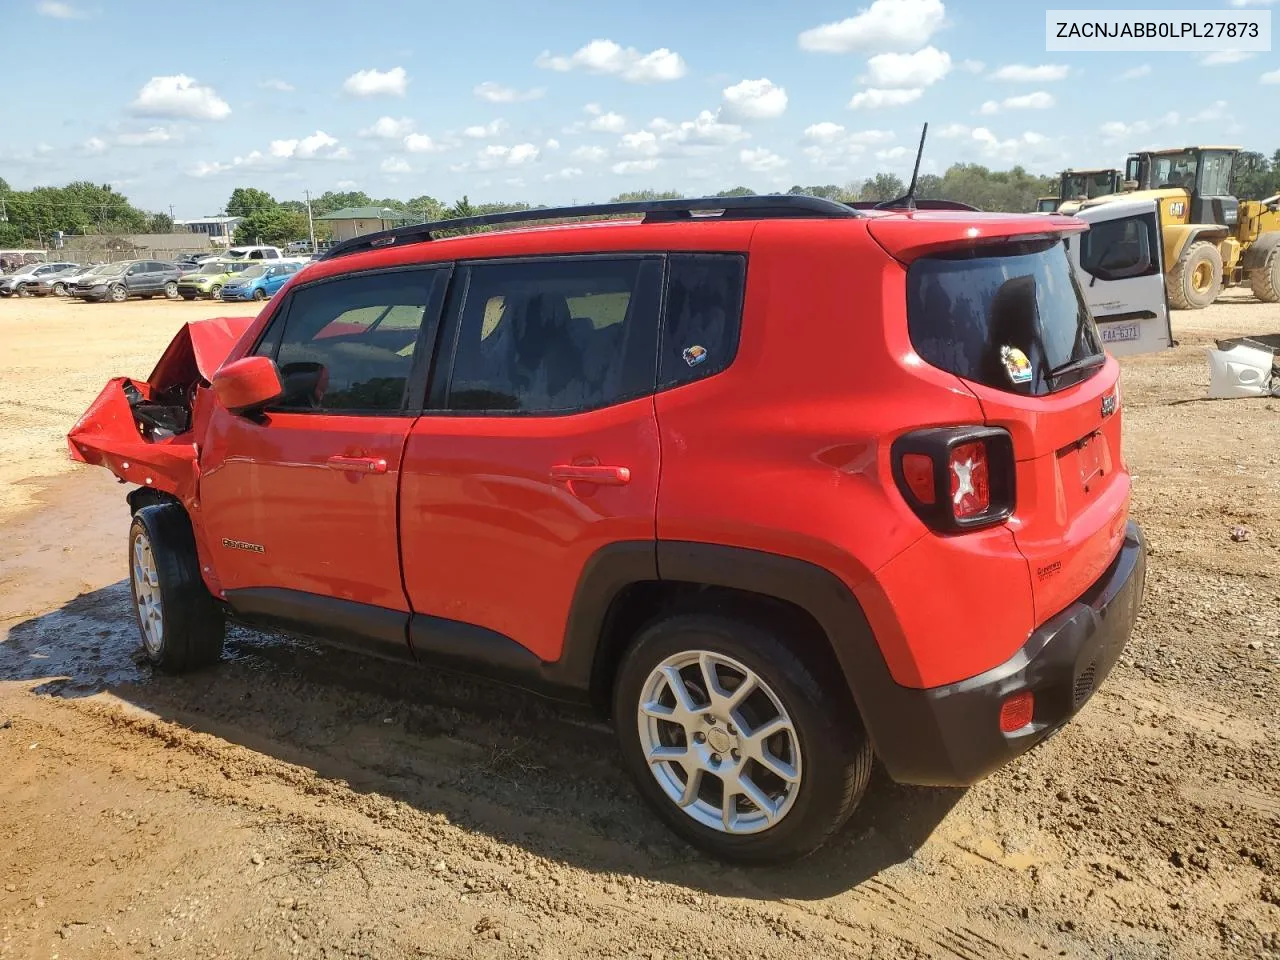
[866,212,1087,263]
[847,199,979,212]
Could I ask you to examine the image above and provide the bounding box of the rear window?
[906,239,1103,395]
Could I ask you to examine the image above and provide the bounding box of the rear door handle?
[550,464,631,485]
[327,455,388,475]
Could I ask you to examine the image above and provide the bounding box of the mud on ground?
[1,293,1278,959]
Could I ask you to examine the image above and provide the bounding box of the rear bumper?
[870,521,1146,786]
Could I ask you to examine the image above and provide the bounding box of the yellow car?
[176,259,253,300]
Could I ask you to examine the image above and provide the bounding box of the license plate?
[1100,322,1140,344]
[1079,433,1104,486]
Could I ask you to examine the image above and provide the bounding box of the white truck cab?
[225,245,283,260]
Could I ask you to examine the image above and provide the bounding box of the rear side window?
[907,240,1103,396]
[658,254,746,389]
[445,257,662,414]
[257,270,442,413]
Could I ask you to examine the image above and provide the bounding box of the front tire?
[1167,239,1223,310]
[252,287,267,301]
[613,613,873,864]
[164,281,179,299]
[16,284,32,298]
[52,282,67,296]
[109,284,127,303]
[1248,238,1280,304]
[128,504,225,673]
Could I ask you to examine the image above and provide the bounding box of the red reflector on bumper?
[999,691,1035,732]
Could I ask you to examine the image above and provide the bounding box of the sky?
[3,0,1277,218]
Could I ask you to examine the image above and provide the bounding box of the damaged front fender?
[66,315,256,499]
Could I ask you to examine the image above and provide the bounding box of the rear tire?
[210,284,222,299]
[128,504,224,674]
[52,282,66,296]
[16,284,32,298]
[1167,239,1223,310]
[1248,239,1280,304]
[613,612,873,864]
[164,281,179,299]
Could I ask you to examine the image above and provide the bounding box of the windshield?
[239,265,267,279]
[1063,172,1116,200]
[1151,151,1198,190]
[98,263,127,276]
[198,261,229,274]
[907,239,1103,396]
[85,264,114,276]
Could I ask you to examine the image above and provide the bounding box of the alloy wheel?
[131,532,164,656]
[637,650,803,835]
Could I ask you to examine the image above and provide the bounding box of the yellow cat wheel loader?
[1079,146,1280,309]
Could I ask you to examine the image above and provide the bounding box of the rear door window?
[1078,213,1159,282]
[658,254,746,389]
[442,256,662,414]
[907,239,1103,396]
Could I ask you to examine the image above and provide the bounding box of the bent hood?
[148,315,255,392]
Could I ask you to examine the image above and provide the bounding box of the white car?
[224,245,284,261]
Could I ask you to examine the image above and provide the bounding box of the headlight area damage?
[67,316,254,500]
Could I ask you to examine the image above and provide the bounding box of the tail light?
[891,427,1015,531]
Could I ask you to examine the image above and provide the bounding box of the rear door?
[399,254,663,664]
[903,237,1129,626]
[1070,197,1172,357]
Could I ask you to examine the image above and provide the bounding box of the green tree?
[1231,151,1275,200]
[278,199,308,215]
[715,186,757,197]
[146,212,174,233]
[859,173,907,202]
[448,195,476,219]
[610,189,684,202]
[233,207,308,245]
[310,190,373,216]
[225,187,277,217]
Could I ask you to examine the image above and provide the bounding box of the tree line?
[3,151,1279,250]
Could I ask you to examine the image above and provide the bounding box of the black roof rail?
[317,194,860,262]
[848,198,980,212]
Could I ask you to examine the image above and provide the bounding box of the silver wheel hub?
[637,650,802,835]
[131,532,164,655]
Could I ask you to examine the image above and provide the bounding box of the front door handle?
[327,455,388,475]
[550,464,631,485]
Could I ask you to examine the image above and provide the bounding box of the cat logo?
[222,538,265,554]
[1169,201,1186,217]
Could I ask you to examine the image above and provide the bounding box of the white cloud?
[336,180,359,189]
[803,122,846,143]
[544,167,584,181]
[473,81,545,102]
[620,130,660,157]
[799,0,945,53]
[721,78,789,120]
[612,158,661,174]
[116,126,179,146]
[865,46,951,88]
[1227,0,1276,5]
[130,74,230,120]
[937,123,971,138]
[83,136,107,155]
[1116,64,1151,81]
[535,39,686,83]
[1197,51,1254,65]
[187,150,273,177]
[188,160,230,177]
[259,78,295,92]
[740,147,788,173]
[1098,111,1181,143]
[476,142,541,168]
[360,116,415,139]
[1190,100,1229,122]
[343,66,408,97]
[960,59,985,73]
[463,119,509,139]
[980,91,1055,114]
[269,131,349,161]
[991,64,1069,82]
[590,110,628,133]
[653,110,747,148]
[967,127,1053,163]
[877,146,909,161]
[1264,68,1280,83]
[37,1,88,18]
[544,138,561,150]
[403,133,453,153]
[571,145,609,163]
[381,156,412,174]
[849,87,923,109]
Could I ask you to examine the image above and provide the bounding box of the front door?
[1071,197,1172,358]
[399,255,664,664]
[199,265,449,657]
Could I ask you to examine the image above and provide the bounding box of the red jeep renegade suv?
[68,195,1146,863]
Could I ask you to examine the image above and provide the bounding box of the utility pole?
[305,189,316,252]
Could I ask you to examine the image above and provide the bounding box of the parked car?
[0,261,78,297]
[19,263,89,297]
[224,245,283,260]
[176,259,253,300]
[217,261,303,301]
[69,259,183,302]
[66,195,1150,864]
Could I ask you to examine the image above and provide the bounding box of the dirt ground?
[1,292,1277,959]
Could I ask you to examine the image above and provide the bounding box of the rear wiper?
[1048,354,1106,381]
